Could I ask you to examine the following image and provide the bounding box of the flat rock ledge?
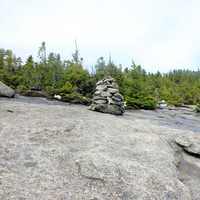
[89,77,125,115]
[1,98,200,200]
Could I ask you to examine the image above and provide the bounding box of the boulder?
[0,81,15,98]
[54,94,62,100]
[158,100,168,109]
[89,77,125,115]
[90,103,124,115]
[175,135,200,157]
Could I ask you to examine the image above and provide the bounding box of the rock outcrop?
[175,135,200,157]
[89,77,125,115]
[0,81,15,97]
[0,98,193,200]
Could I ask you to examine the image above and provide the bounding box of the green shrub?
[16,85,29,93]
[45,86,58,96]
[126,96,157,110]
[61,92,91,105]
[141,97,157,109]
[59,82,74,94]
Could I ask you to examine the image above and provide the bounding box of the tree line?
[1,42,200,109]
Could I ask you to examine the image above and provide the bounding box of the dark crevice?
[175,143,200,159]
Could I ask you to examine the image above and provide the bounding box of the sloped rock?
[0,98,194,200]
[0,81,15,97]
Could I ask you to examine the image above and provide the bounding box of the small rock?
[96,85,107,91]
[107,88,118,94]
[94,99,107,104]
[158,100,168,109]
[100,91,112,97]
[54,94,62,100]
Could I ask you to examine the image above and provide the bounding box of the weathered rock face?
[0,81,15,97]
[89,77,125,115]
[0,98,194,200]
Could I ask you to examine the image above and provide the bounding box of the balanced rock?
[89,77,125,115]
[0,81,15,98]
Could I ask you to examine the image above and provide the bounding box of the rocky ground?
[0,96,200,200]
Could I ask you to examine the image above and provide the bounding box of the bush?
[61,92,91,105]
[45,86,59,97]
[141,97,157,109]
[16,85,29,93]
[125,96,157,110]
[59,82,74,94]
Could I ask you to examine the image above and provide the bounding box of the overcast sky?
[1,0,200,72]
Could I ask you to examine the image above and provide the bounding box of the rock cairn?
[89,77,125,115]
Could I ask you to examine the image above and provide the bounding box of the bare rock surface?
[0,81,15,97]
[0,97,200,199]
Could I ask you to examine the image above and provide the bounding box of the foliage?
[1,42,200,109]
[61,92,91,105]
[59,82,75,94]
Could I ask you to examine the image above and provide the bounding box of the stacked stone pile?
[89,77,125,115]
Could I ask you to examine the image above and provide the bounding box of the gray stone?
[112,96,123,102]
[158,100,168,109]
[89,77,125,115]
[93,99,107,104]
[0,81,15,98]
[96,80,104,86]
[94,90,101,95]
[93,96,107,101]
[114,93,123,100]
[100,91,112,97]
[175,135,200,156]
[107,88,118,94]
[96,85,107,91]
[90,103,123,115]
[107,97,123,106]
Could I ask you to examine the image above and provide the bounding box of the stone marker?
[89,77,125,115]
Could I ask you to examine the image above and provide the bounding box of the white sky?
[0,0,200,72]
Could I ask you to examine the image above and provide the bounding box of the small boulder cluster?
[89,77,125,115]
